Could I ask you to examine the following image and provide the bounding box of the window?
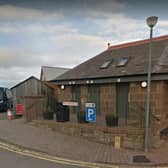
[117,57,129,66]
[100,60,112,69]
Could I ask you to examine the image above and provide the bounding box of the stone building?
[53,35,168,148]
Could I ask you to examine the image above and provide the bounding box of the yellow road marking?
[0,141,118,168]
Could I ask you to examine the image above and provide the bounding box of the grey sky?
[0,0,167,88]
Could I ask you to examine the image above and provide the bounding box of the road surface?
[0,148,81,168]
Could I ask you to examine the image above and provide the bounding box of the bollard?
[7,109,13,120]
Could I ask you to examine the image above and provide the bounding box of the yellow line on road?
[0,141,118,168]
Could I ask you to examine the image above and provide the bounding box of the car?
[0,87,13,112]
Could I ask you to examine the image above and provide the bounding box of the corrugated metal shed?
[40,66,70,81]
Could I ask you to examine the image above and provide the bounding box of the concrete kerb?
[0,138,118,168]
[0,138,167,168]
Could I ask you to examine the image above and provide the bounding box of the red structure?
[16,104,23,115]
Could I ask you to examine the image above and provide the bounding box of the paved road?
[0,148,80,168]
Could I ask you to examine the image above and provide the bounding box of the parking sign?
[85,103,96,122]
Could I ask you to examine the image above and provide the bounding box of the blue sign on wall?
[85,103,96,122]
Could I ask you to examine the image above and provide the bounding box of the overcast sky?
[0,0,168,88]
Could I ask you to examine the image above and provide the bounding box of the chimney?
[107,42,110,49]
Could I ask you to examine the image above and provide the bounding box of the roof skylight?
[117,57,129,66]
[100,60,112,69]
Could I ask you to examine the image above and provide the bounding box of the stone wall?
[150,81,168,137]
[128,81,168,130]
[129,82,146,127]
[162,82,168,129]
[100,84,116,116]
[56,86,74,113]
[55,81,167,146]
[57,86,72,102]
[57,84,116,115]
[32,120,145,150]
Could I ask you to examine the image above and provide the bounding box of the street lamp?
[145,16,158,152]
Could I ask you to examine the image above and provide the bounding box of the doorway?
[116,83,129,124]
[88,85,100,115]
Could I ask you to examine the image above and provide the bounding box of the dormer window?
[117,57,129,66]
[100,60,112,69]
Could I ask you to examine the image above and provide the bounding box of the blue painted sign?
[85,103,96,122]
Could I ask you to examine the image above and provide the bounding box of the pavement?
[0,113,167,167]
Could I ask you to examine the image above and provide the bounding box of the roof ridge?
[109,35,168,50]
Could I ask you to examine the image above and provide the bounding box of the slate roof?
[55,35,168,81]
[40,66,70,81]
